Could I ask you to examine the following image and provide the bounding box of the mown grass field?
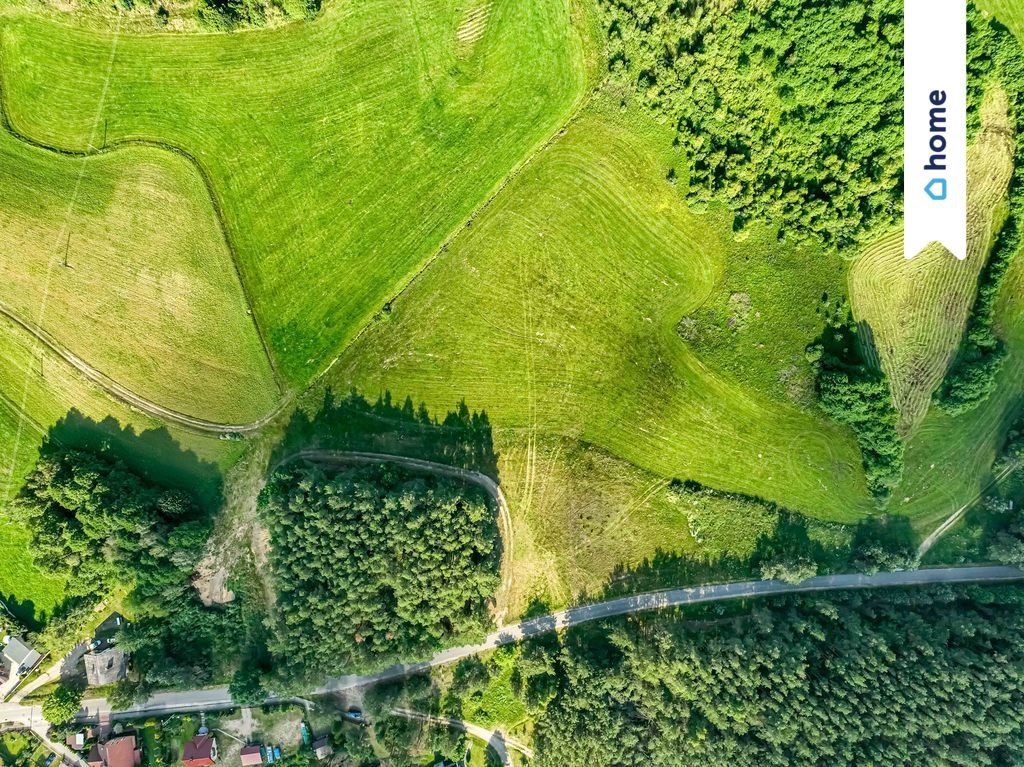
[895,215,1024,531]
[0,126,278,423]
[331,96,876,613]
[849,90,1015,433]
[0,0,596,386]
[0,396,65,625]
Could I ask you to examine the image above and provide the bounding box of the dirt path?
[391,707,534,766]
[0,301,289,435]
[916,461,1020,560]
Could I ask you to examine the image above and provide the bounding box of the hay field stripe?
[849,89,1015,433]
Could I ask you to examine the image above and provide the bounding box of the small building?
[182,734,218,767]
[84,647,128,687]
[239,746,262,767]
[66,733,86,750]
[311,738,333,761]
[86,735,141,767]
[2,636,41,676]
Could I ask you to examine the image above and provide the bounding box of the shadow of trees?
[46,409,223,512]
[274,389,499,479]
[2,409,223,629]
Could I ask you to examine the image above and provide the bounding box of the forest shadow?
[46,409,223,512]
[274,389,500,480]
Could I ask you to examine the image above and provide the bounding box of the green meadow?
[0,0,595,386]
[0,125,278,423]
[330,99,878,610]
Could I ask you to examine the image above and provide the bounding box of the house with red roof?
[86,735,141,767]
[182,734,218,767]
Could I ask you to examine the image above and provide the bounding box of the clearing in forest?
[848,89,1015,434]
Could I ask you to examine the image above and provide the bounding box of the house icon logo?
[925,178,947,201]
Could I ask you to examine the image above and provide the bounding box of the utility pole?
[62,233,70,269]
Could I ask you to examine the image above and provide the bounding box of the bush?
[42,684,84,724]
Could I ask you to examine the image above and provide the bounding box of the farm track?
[916,459,1021,559]
[0,299,289,434]
[392,707,534,766]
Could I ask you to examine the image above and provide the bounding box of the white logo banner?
[904,0,968,260]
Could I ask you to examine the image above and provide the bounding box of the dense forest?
[534,584,1024,766]
[15,446,209,604]
[14,445,242,698]
[936,8,1024,414]
[600,0,904,247]
[259,461,500,675]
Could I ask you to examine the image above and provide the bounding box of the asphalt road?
[2,565,1021,730]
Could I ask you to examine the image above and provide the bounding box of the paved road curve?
[2,565,1021,729]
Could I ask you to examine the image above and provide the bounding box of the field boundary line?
[313,80,604,384]
[0,37,286,398]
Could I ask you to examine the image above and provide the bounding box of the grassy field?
[329,96,876,613]
[849,90,1015,433]
[0,398,65,625]
[0,0,596,386]
[978,0,1024,41]
[0,124,278,423]
[894,210,1024,531]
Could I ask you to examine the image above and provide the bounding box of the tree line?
[13,445,243,703]
[935,8,1024,415]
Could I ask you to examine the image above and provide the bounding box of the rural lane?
[3,564,1016,730]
